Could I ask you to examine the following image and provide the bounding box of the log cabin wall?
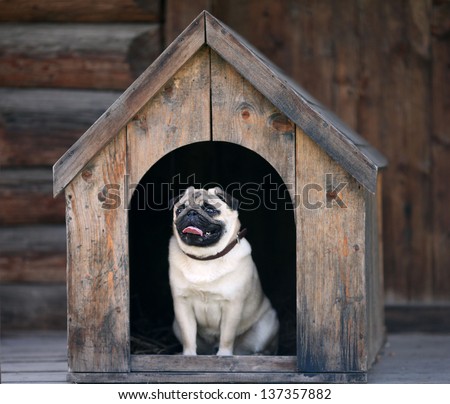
[1,0,449,331]
[0,0,164,329]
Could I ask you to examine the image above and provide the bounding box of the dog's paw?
[216,348,233,356]
[182,348,197,356]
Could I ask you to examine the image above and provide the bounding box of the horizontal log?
[0,226,66,283]
[0,24,161,89]
[0,169,65,225]
[0,0,161,22]
[0,284,66,330]
[385,305,450,333]
[0,89,120,166]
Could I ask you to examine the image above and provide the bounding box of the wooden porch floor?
[1,331,449,383]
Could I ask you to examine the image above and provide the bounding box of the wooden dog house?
[53,11,387,383]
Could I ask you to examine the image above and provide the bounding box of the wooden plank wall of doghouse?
[296,131,367,372]
[210,51,296,196]
[365,176,385,368]
[66,130,128,372]
[127,46,211,191]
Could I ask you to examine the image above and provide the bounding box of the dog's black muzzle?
[176,209,223,247]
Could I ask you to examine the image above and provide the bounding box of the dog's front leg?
[173,297,197,355]
[217,300,243,356]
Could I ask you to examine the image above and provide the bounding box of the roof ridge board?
[52,11,207,196]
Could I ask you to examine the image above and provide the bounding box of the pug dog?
[168,186,279,356]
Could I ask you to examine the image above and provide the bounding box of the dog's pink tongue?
[182,226,204,236]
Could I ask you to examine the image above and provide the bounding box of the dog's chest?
[189,290,224,331]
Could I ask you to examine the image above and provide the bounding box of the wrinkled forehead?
[178,189,221,208]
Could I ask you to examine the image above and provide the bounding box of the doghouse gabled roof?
[53,11,387,197]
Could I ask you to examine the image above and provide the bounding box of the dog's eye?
[202,204,219,215]
[175,204,185,215]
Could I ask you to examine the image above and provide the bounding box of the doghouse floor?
[2,331,450,383]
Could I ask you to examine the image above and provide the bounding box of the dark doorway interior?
[129,141,296,355]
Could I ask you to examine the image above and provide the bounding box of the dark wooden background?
[0,0,448,330]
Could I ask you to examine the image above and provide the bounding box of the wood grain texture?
[365,176,385,367]
[127,46,211,191]
[431,0,450,301]
[131,355,296,372]
[0,24,161,90]
[359,1,433,303]
[68,371,366,384]
[1,331,68,383]
[66,129,129,372]
[0,284,66,330]
[0,169,64,225]
[385,306,450,333]
[368,333,450,383]
[0,226,66,283]
[0,0,161,22]
[210,51,295,199]
[0,89,120,167]
[53,12,205,196]
[205,12,383,194]
[296,128,368,372]
[5,331,450,383]
[164,0,210,45]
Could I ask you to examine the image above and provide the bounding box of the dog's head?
[171,187,240,256]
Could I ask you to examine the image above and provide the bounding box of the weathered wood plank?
[165,0,210,45]
[2,361,67,372]
[210,50,295,200]
[0,0,161,22]
[330,0,360,128]
[2,372,68,384]
[131,355,296,373]
[361,1,432,303]
[0,284,66,330]
[210,0,291,77]
[0,89,120,167]
[0,331,67,360]
[368,333,450,384]
[296,128,367,372]
[205,12,381,193]
[5,331,450,384]
[431,0,450,301]
[2,354,67,363]
[0,24,161,90]
[127,46,211,190]
[365,176,385,367]
[68,371,366,384]
[53,12,205,196]
[66,129,129,372]
[385,306,450,333]
[0,169,65,225]
[0,226,66,283]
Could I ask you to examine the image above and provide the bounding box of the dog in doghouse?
[169,187,279,356]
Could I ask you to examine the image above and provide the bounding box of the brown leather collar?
[185,228,248,261]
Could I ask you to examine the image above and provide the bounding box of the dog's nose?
[187,210,198,217]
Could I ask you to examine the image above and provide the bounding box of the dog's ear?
[168,194,181,210]
[213,187,239,211]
